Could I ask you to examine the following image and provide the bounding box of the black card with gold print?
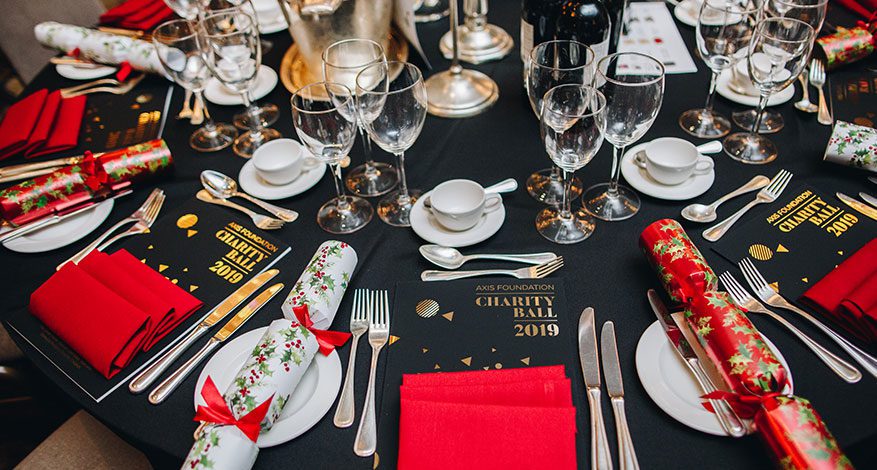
[712,185,877,301]
[375,279,582,468]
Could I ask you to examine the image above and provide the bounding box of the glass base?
[190,122,236,152]
[233,128,282,158]
[723,132,778,164]
[233,104,280,130]
[679,108,731,138]
[582,183,641,221]
[317,196,373,234]
[345,161,399,197]
[378,189,422,227]
[535,206,596,244]
[526,168,583,206]
[732,109,784,134]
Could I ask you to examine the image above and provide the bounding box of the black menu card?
[82,82,173,151]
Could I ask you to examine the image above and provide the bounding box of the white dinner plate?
[716,69,794,107]
[195,326,342,448]
[1,199,114,253]
[674,0,700,27]
[636,320,794,436]
[56,63,117,80]
[620,142,715,201]
[204,65,278,106]
[238,159,327,200]
[410,190,505,248]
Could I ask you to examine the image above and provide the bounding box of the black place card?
[829,69,877,128]
[82,80,173,151]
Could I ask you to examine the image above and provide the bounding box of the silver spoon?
[793,71,817,113]
[420,244,558,270]
[200,170,298,222]
[681,175,770,223]
[423,178,517,209]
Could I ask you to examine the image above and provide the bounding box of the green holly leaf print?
[805,448,831,461]
[324,275,335,292]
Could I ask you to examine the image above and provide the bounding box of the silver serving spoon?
[420,244,558,270]
[681,175,770,223]
[423,178,518,209]
[200,170,298,222]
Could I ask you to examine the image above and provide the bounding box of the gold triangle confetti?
[183,268,188,272]
[801,278,808,283]
[189,285,199,292]
[389,335,400,345]
[776,244,789,253]
[158,264,169,272]
[187,229,198,237]
[461,356,472,366]
[147,245,154,250]
[521,357,530,365]
[837,250,844,256]
[140,258,147,263]
[442,311,454,321]
[769,282,779,292]
[483,366,489,370]
[143,228,150,234]
[373,453,379,470]
[171,279,178,284]
[490,347,496,353]
[422,348,428,353]
[434,363,441,370]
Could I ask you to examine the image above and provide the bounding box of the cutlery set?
[60,73,146,98]
[419,244,562,281]
[701,169,792,242]
[196,170,296,230]
[836,192,877,220]
[0,155,90,184]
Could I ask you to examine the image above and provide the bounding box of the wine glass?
[356,62,428,227]
[583,52,665,221]
[163,0,209,19]
[536,84,606,244]
[291,82,373,234]
[679,0,760,138]
[323,39,399,198]
[724,17,815,163]
[200,10,281,158]
[732,0,827,132]
[526,40,596,206]
[153,19,237,152]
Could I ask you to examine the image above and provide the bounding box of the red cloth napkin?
[25,95,86,158]
[403,364,567,386]
[401,379,574,407]
[801,237,877,344]
[100,0,175,31]
[0,89,47,160]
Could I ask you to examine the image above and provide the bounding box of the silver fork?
[354,290,390,457]
[196,190,284,230]
[61,74,145,98]
[739,258,877,379]
[420,256,564,281]
[334,289,370,428]
[703,170,792,242]
[96,191,165,251]
[720,272,861,383]
[809,59,832,125]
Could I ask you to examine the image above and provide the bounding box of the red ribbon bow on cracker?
[194,376,272,442]
[291,304,351,356]
[79,151,108,191]
[701,390,784,419]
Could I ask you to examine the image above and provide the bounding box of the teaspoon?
[681,175,770,223]
[420,244,557,269]
[201,170,298,222]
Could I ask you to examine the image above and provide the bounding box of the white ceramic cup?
[636,138,714,186]
[252,138,318,186]
[427,179,502,231]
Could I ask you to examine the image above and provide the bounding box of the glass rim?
[769,0,829,8]
[321,38,386,71]
[755,17,815,43]
[291,81,354,114]
[541,84,606,119]
[700,0,764,14]
[153,18,199,43]
[355,61,423,95]
[596,52,665,87]
[528,40,596,72]
[200,10,257,38]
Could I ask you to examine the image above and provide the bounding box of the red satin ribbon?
[701,390,784,419]
[194,376,273,442]
[79,151,108,191]
[115,61,133,82]
[291,305,351,356]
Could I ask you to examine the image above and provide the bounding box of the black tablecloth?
[3,1,876,469]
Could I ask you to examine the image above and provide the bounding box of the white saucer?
[239,159,327,200]
[204,65,278,106]
[620,143,715,201]
[56,63,117,80]
[674,0,700,27]
[410,190,505,248]
[716,69,794,107]
[636,320,793,436]
[245,1,288,34]
[195,326,342,448]
[1,199,114,253]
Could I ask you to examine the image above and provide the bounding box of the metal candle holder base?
[415,0,449,23]
[439,23,513,64]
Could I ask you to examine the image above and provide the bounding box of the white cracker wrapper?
[182,425,258,470]
[823,121,877,173]
[281,241,357,330]
[34,22,164,74]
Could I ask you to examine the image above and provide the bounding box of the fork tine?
[351,290,360,324]
[536,258,564,278]
[738,259,761,292]
[745,258,771,289]
[719,272,746,304]
[771,171,792,196]
[384,290,390,328]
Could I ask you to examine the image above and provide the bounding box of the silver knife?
[147,282,284,405]
[837,192,877,220]
[869,176,877,185]
[860,192,877,209]
[600,321,639,470]
[129,268,280,393]
[647,289,747,437]
[578,307,613,470]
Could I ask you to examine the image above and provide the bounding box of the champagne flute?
[537,84,606,244]
[291,82,373,234]
[323,39,399,198]
[724,17,815,163]
[356,62,428,227]
[583,52,665,221]
[526,40,596,206]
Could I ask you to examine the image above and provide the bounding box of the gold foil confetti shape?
[776,244,789,253]
[521,357,530,365]
[177,214,198,229]
[461,356,472,366]
[415,299,440,318]
[389,335,400,345]
[748,243,773,261]
[442,312,454,321]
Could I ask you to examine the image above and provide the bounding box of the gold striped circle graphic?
[416,299,440,318]
[748,243,773,261]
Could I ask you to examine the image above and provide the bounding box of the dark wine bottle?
[554,0,612,63]
[520,0,565,63]
[602,0,626,54]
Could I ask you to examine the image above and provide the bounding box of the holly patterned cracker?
[281,241,357,330]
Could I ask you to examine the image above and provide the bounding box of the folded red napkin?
[402,364,567,386]
[801,237,877,344]
[0,88,86,160]
[401,379,573,407]
[100,0,175,31]
[0,89,47,160]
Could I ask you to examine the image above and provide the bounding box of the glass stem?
[550,165,562,181]
[395,152,410,204]
[608,145,625,196]
[704,70,719,111]
[750,93,771,136]
[357,125,377,171]
[240,92,260,134]
[332,163,351,211]
[560,169,572,219]
[195,91,217,132]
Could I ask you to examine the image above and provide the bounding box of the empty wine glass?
[153,19,237,152]
[200,10,281,158]
[583,52,665,221]
[323,38,399,198]
[526,40,596,206]
[163,0,209,19]
[724,17,815,163]
[679,0,760,138]
[356,62,428,227]
[536,84,606,244]
[291,82,373,234]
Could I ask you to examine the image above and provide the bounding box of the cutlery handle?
[798,73,811,102]
[468,253,557,265]
[333,335,360,428]
[236,192,299,222]
[702,199,762,242]
[354,347,381,456]
[421,269,515,281]
[587,387,613,470]
[0,216,57,243]
[130,325,208,394]
[708,176,769,211]
[611,398,639,470]
[96,225,143,252]
[816,87,832,125]
[190,93,205,126]
[686,358,747,437]
[484,178,518,194]
[149,339,218,405]
[785,303,877,379]
[59,218,131,269]
[204,195,262,219]
[762,310,861,383]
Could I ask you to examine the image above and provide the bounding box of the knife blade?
[860,192,877,209]
[578,307,612,470]
[600,321,639,470]
[147,282,285,405]
[837,192,877,220]
[646,289,746,437]
[869,176,877,185]
[129,269,280,393]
